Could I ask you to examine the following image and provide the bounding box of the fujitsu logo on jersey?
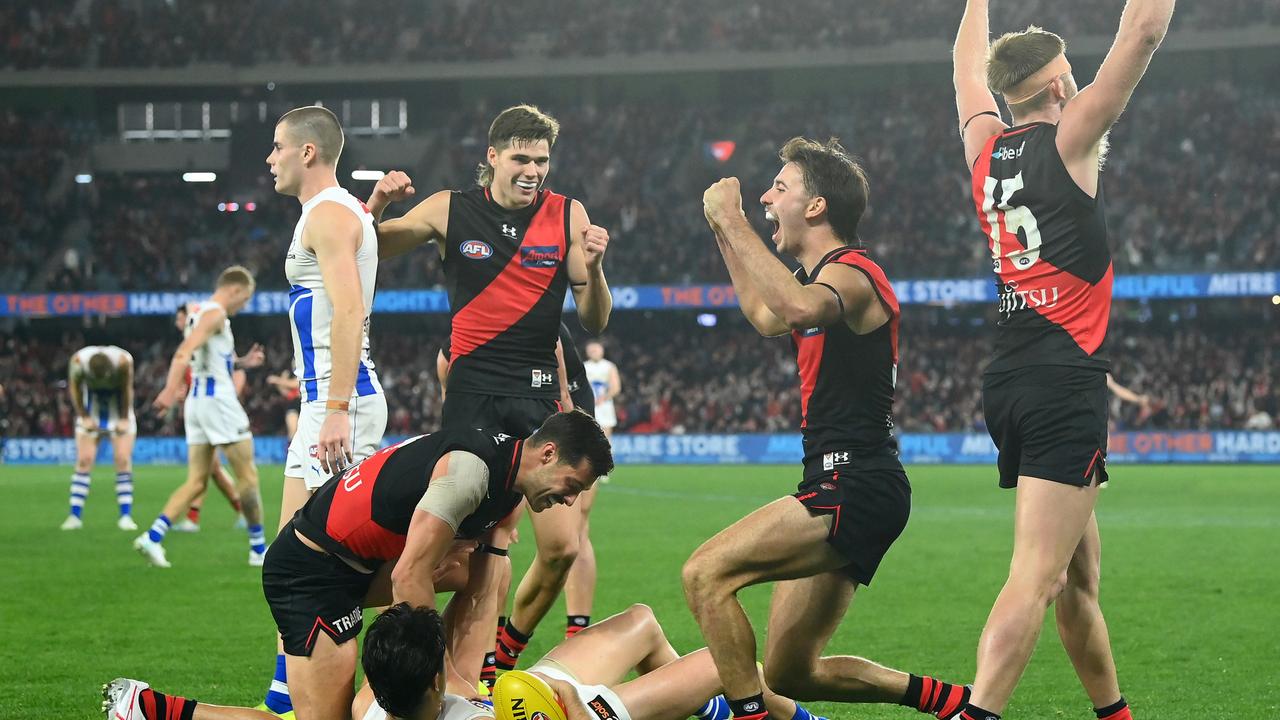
[992,140,1026,161]
[998,280,1060,316]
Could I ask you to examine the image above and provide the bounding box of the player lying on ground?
[108,603,828,720]
[104,411,612,720]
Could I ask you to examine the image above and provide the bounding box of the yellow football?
[492,670,568,720]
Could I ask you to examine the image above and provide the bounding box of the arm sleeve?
[414,451,490,532]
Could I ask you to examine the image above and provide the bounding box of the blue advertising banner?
[4,271,1277,317]
[5,432,1279,466]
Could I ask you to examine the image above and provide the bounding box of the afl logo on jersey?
[460,240,493,260]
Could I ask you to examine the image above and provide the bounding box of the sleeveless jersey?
[583,359,616,415]
[560,323,588,399]
[186,300,237,398]
[286,186,382,403]
[70,345,131,391]
[791,248,900,463]
[361,694,493,720]
[971,122,1112,374]
[292,427,524,568]
[444,187,572,399]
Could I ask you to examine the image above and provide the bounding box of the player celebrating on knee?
[368,105,612,678]
[138,266,266,568]
[63,344,137,531]
[949,2,1174,718]
[685,139,967,720]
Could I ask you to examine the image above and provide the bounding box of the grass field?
[1,463,1276,719]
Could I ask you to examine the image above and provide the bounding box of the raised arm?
[711,225,788,337]
[371,180,450,261]
[954,0,1008,167]
[566,200,612,334]
[1057,0,1175,165]
[305,201,366,474]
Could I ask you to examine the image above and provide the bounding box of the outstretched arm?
[1057,0,1175,164]
[154,307,224,413]
[954,0,1007,167]
[371,181,449,261]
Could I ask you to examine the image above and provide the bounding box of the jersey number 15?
[980,171,1043,273]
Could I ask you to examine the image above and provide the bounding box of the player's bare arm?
[305,201,366,473]
[709,224,788,337]
[116,353,134,434]
[234,343,265,369]
[544,679,594,720]
[567,199,612,334]
[705,177,865,332]
[442,531,505,696]
[1056,0,1174,182]
[153,306,224,414]
[371,178,450,261]
[365,169,416,219]
[606,364,621,402]
[955,0,1009,167]
[391,451,488,607]
[67,358,91,428]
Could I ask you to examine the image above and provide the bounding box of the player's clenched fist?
[703,177,744,227]
[581,224,609,268]
[367,170,415,217]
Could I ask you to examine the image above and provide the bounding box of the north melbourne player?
[62,344,137,531]
[949,1,1174,718]
[686,139,967,720]
[263,104,389,716]
[138,266,267,568]
[368,104,612,678]
[103,411,612,720]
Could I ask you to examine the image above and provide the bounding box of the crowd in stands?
[3,0,1275,70]
[7,80,1278,294]
[3,308,1275,443]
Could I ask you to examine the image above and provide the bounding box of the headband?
[1002,54,1072,105]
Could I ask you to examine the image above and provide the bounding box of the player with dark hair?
[685,137,967,720]
[367,104,613,679]
[950,2,1175,719]
[103,410,612,720]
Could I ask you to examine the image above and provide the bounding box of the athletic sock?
[481,651,498,690]
[902,674,970,717]
[695,695,730,720]
[495,622,531,671]
[728,693,769,720]
[115,471,133,516]
[69,472,91,519]
[247,523,267,554]
[565,615,590,638]
[147,515,171,544]
[263,653,293,714]
[956,704,1000,720]
[1095,697,1131,720]
[186,505,201,523]
[139,688,197,720]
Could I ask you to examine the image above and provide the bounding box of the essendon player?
[951,2,1174,719]
[367,105,612,677]
[104,412,611,720]
[685,138,967,720]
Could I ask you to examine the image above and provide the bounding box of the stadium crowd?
[2,0,1275,70]
[7,80,1279,294]
[3,311,1275,441]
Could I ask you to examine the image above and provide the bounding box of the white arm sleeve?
[415,451,490,532]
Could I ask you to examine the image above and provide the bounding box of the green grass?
[1,463,1276,719]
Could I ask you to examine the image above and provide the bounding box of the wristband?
[477,543,509,557]
[325,399,350,412]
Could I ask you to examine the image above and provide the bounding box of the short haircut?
[778,137,870,245]
[87,352,113,378]
[216,265,255,289]
[529,409,615,479]
[476,104,560,187]
[987,26,1067,110]
[363,604,447,719]
[277,105,345,166]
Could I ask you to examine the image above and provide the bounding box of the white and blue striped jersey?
[70,345,133,423]
[584,358,617,414]
[186,300,238,398]
[285,186,381,403]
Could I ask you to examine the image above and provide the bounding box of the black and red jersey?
[444,187,572,398]
[792,247,901,463]
[971,122,1112,374]
[292,427,524,568]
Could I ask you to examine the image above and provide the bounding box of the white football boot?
[133,533,171,568]
[117,515,138,531]
[101,677,149,720]
[60,515,83,530]
[249,548,267,567]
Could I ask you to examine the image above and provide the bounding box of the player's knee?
[764,665,817,701]
[681,552,725,606]
[623,603,660,634]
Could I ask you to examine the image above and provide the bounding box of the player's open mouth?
[515,180,538,191]
[765,209,780,240]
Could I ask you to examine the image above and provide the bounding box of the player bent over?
[137,266,266,568]
[104,411,611,720]
[63,345,138,531]
[685,140,967,720]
